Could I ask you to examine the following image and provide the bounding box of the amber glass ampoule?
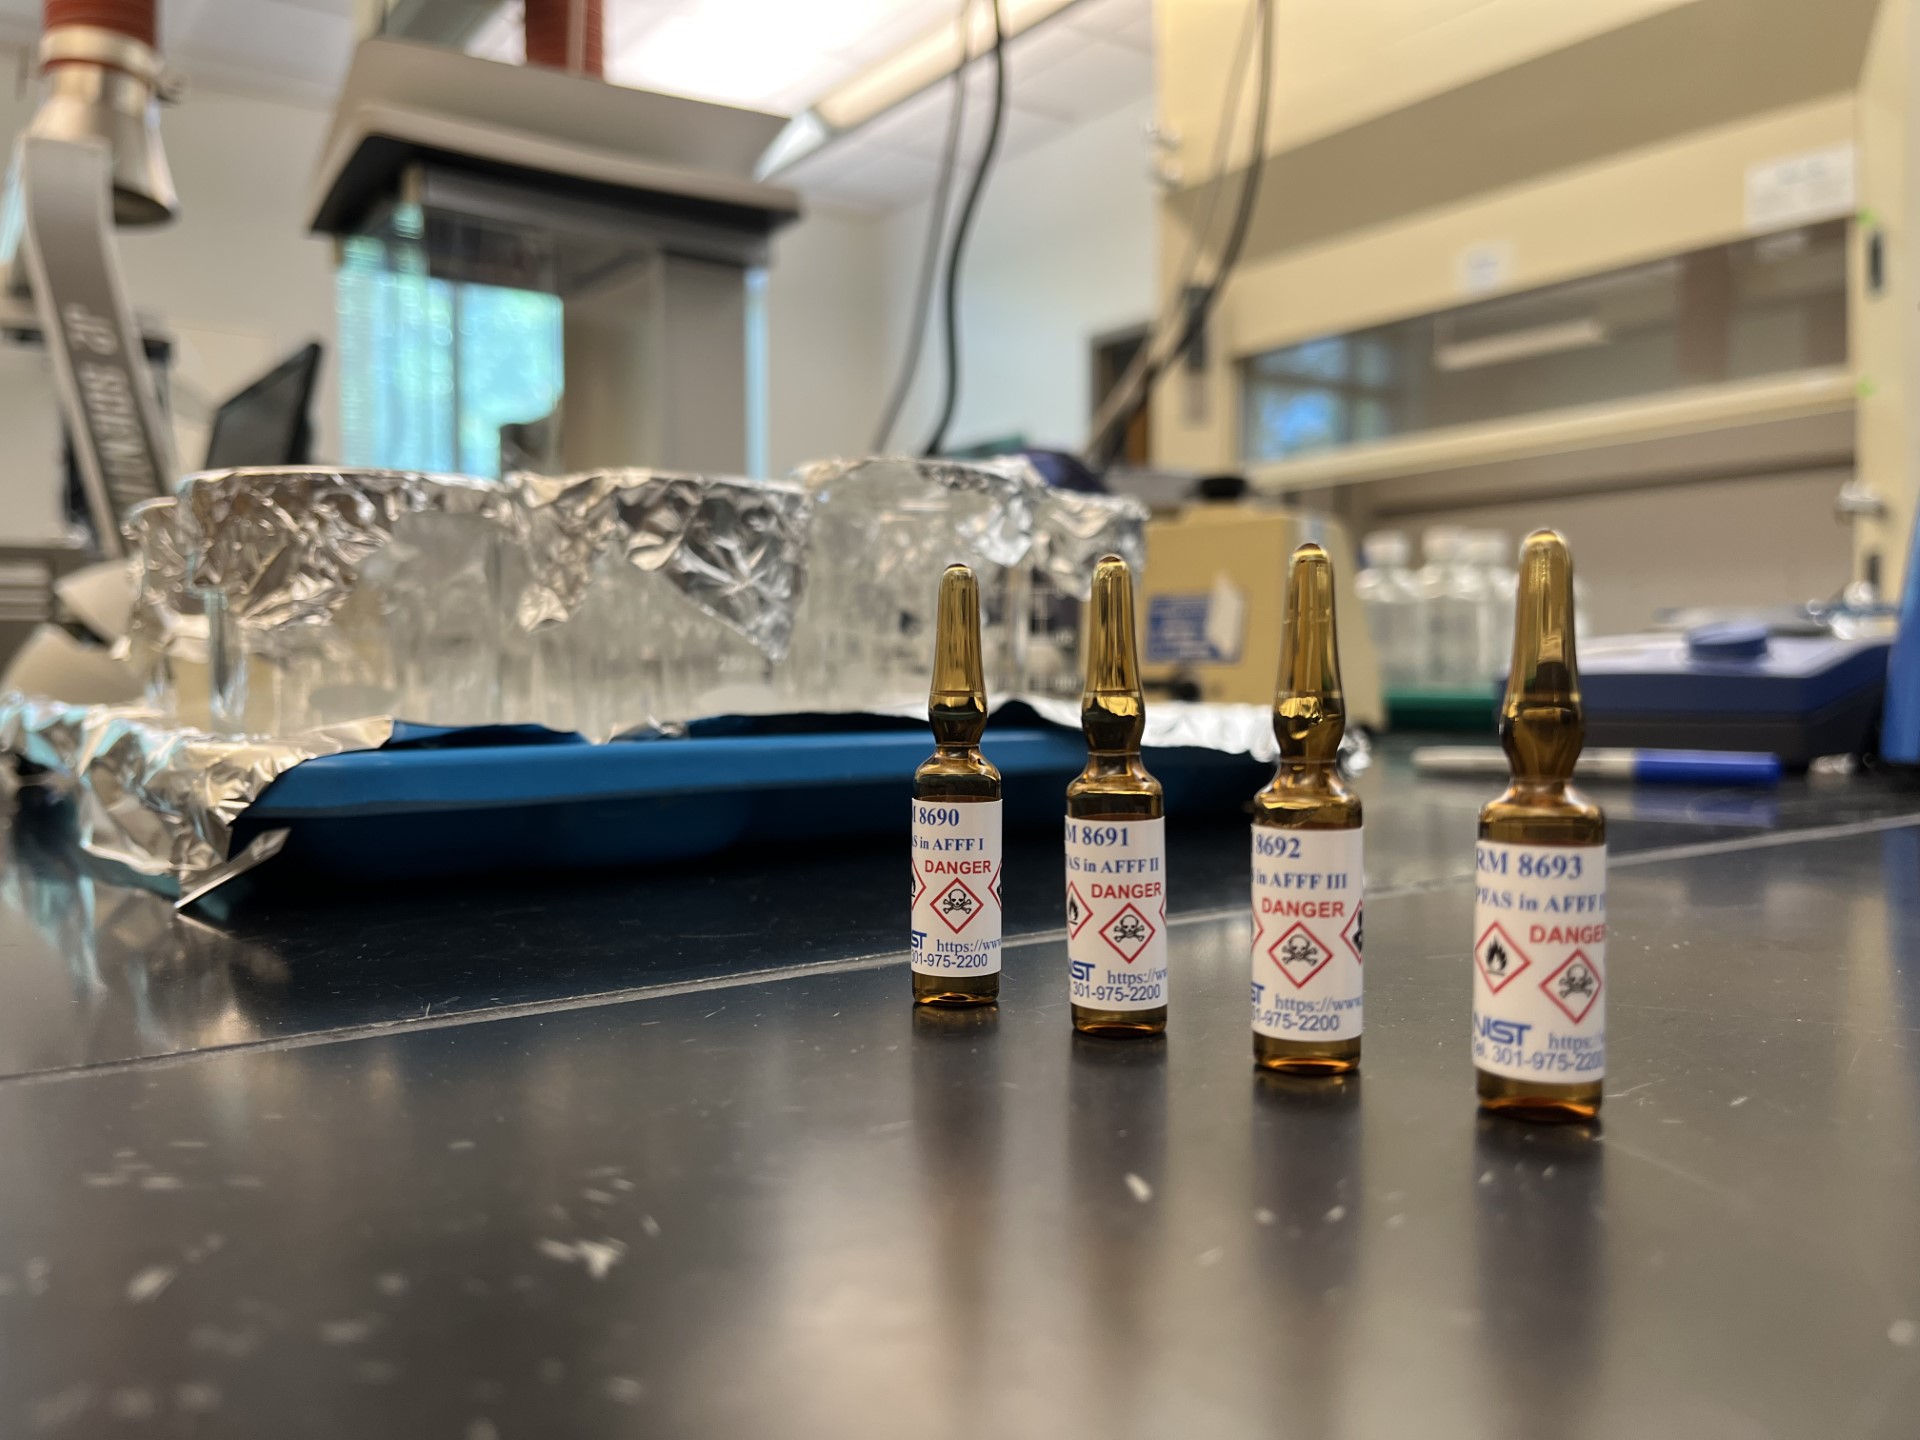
[1064,555,1168,1036]
[1471,530,1608,1122]
[910,565,1003,1006]
[1251,543,1363,1074]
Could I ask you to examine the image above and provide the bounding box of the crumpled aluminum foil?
[795,454,1044,569]
[175,466,809,659]
[178,467,514,635]
[1032,488,1150,600]
[124,496,205,665]
[0,692,389,905]
[0,689,1355,905]
[513,469,811,658]
[1020,696,1370,770]
[3,459,1165,902]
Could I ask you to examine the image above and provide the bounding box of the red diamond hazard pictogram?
[1341,904,1364,964]
[911,865,926,910]
[1540,949,1602,1025]
[1100,902,1156,963]
[1475,922,1531,994]
[1266,921,1334,988]
[989,866,1002,910]
[1066,881,1092,938]
[932,878,985,934]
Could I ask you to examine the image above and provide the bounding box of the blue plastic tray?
[239,725,1269,881]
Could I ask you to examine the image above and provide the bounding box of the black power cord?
[1085,0,1274,471]
[921,0,1007,459]
[1084,0,1258,463]
[870,0,973,454]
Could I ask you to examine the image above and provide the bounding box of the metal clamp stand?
[10,134,174,557]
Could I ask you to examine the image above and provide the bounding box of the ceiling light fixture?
[1433,318,1608,372]
[760,0,1080,178]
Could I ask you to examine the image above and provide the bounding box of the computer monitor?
[202,342,323,470]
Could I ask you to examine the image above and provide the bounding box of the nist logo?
[1475,1014,1532,1047]
[1069,961,1095,982]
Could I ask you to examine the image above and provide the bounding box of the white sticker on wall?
[1456,241,1514,297]
[1745,142,1856,232]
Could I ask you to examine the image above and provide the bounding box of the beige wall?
[1378,468,1855,634]
[1158,0,1696,199]
[1149,0,1898,614]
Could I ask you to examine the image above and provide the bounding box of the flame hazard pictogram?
[1341,903,1364,964]
[1266,921,1334,988]
[1540,949,1602,1024]
[1066,881,1092,938]
[1475,922,1531,994]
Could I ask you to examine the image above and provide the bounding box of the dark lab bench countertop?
[0,745,1915,1438]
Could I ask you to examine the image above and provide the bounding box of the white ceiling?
[0,0,361,106]
[0,0,1154,209]
[773,0,1154,211]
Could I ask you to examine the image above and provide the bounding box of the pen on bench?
[1411,746,1783,788]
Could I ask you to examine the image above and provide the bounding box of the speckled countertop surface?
[0,746,1914,1438]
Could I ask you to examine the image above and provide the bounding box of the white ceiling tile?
[1008,11,1094,74]
[854,85,956,159]
[0,0,1152,202]
[830,0,950,66]
[767,0,1155,207]
[1091,0,1154,52]
[758,58,861,116]
[605,0,684,53]
[1008,35,1148,121]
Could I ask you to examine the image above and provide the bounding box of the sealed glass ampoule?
[1065,554,1168,1035]
[911,564,1003,1005]
[1251,542,1363,1073]
[1471,530,1607,1122]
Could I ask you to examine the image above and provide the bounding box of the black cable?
[870,0,973,454]
[1088,0,1272,468]
[1085,0,1274,471]
[1083,0,1259,461]
[921,0,1007,459]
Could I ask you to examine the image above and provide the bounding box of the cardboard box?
[1139,502,1384,728]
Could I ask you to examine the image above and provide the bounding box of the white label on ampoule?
[910,800,1003,975]
[1471,841,1606,1082]
[1250,826,1363,1041]
[1064,816,1168,1011]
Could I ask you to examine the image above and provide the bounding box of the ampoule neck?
[929,697,986,749]
[1277,755,1339,782]
[1503,775,1571,802]
[1081,701,1144,758]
